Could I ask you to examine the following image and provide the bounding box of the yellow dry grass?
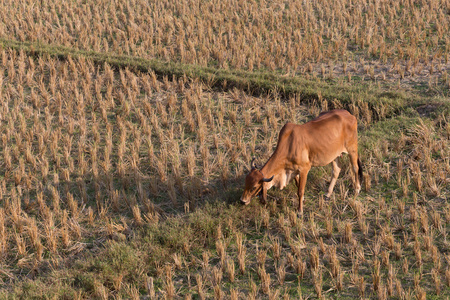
[0,0,449,86]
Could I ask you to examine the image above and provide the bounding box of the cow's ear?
[251,158,258,171]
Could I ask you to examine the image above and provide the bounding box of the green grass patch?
[0,38,423,118]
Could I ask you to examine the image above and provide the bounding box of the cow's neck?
[261,153,284,180]
[260,130,292,188]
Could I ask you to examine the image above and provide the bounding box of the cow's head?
[240,159,274,205]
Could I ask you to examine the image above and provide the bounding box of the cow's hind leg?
[326,160,341,199]
[348,150,362,194]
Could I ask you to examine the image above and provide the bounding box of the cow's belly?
[312,148,347,166]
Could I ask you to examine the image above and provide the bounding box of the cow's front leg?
[297,167,310,215]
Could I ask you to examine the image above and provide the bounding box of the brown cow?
[240,109,362,214]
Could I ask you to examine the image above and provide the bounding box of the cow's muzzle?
[240,197,250,205]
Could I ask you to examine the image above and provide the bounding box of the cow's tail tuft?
[357,157,363,184]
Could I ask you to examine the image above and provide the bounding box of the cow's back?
[305,110,357,140]
[295,110,357,166]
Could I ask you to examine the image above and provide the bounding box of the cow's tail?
[357,157,363,184]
